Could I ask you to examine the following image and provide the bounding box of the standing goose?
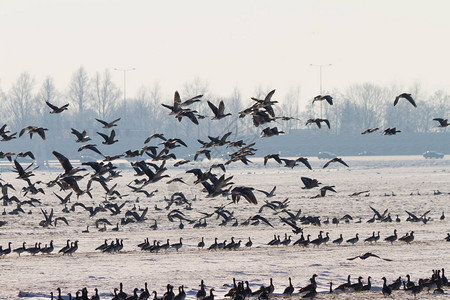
[382,277,392,296]
[346,233,359,245]
[245,237,253,247]
[335,275,351,291]
[171,238,183,252]
[14,242,26,256]
[196,280,206,300]
[203,289,214,300]
[197,237,205,248]
[384,229,398,244]
[283,277,294,295]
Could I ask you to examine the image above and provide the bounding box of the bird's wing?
[369,206,382,219]
[323,160,332,169]
[71,128,82,139]
[207,101,219,116]
[52,151,73,173]
[97,132,109,141]
[347,255,360,260]
[95,119,108,126]
[297,158,312,170]
[45,101,58,110]
[337,158,349,167]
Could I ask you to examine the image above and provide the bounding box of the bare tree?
[68,66,91,119]
[6,72,36,129]
[92,69,121,120]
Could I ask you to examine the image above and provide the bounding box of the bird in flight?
[312,95,333,105]
[46,101,69,114]
[347,252,392,261]
[433,118,449,127]
[394,93,416,107]
[96,118,121,128]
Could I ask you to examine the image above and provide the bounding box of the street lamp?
[310,63,332,118]
[114,67,135,116]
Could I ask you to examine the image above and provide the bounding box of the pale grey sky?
[1,0,450,106]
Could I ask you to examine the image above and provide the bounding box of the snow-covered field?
[0,156,449,299]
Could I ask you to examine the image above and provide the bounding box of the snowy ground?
[0,156,449,299]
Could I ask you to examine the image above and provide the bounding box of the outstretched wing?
[46,101,58,111]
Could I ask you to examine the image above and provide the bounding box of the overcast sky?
[1,0,450,106]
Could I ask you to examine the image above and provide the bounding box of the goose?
[300,274,317,294]
[82,225,89,233]
[394,93,416,107]
[63,241,78,255]
[283,277,294,295]
[40,240,54,254]
[362,277,371,291]
[126,288,139,300]
[335,275,351,291]
[207,100,231,120]
[96,117,121,128]
[56,287,63,300]
[364,231,376,243]
[97,130,118,145]
[433,118,449,127]
[196,280,206,300]
[388,277,402,290]
[405,279,423,298]
[173,286,186,300]
[333,234,343,245]
[322,157,349,168]
[171,238,183,252]
[346,233,359,245]
[382,277,392,296]
[402,231,415,244]
[347,252,392,261]
[203,289,214,300]
[313,94,333,105]
[1,242,12,256]
[440,212,445,220]
[349,276,363,291]
[163,284,175,300]
[14,242,26,256]
[384,229,397,244]
[197,237,205,248]
[361,128,379,134]
[27,242,41,255]
[310,231,324,247]
[245,237,253,247]
[405,274,415,288]
[306,118,330,129]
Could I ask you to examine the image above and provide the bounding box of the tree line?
[1,67,449,140]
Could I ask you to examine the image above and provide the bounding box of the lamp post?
[310,63,332,118]
[114,67,135,116]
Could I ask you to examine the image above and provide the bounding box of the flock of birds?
[47,268,449,300]
[0,90,449,299]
